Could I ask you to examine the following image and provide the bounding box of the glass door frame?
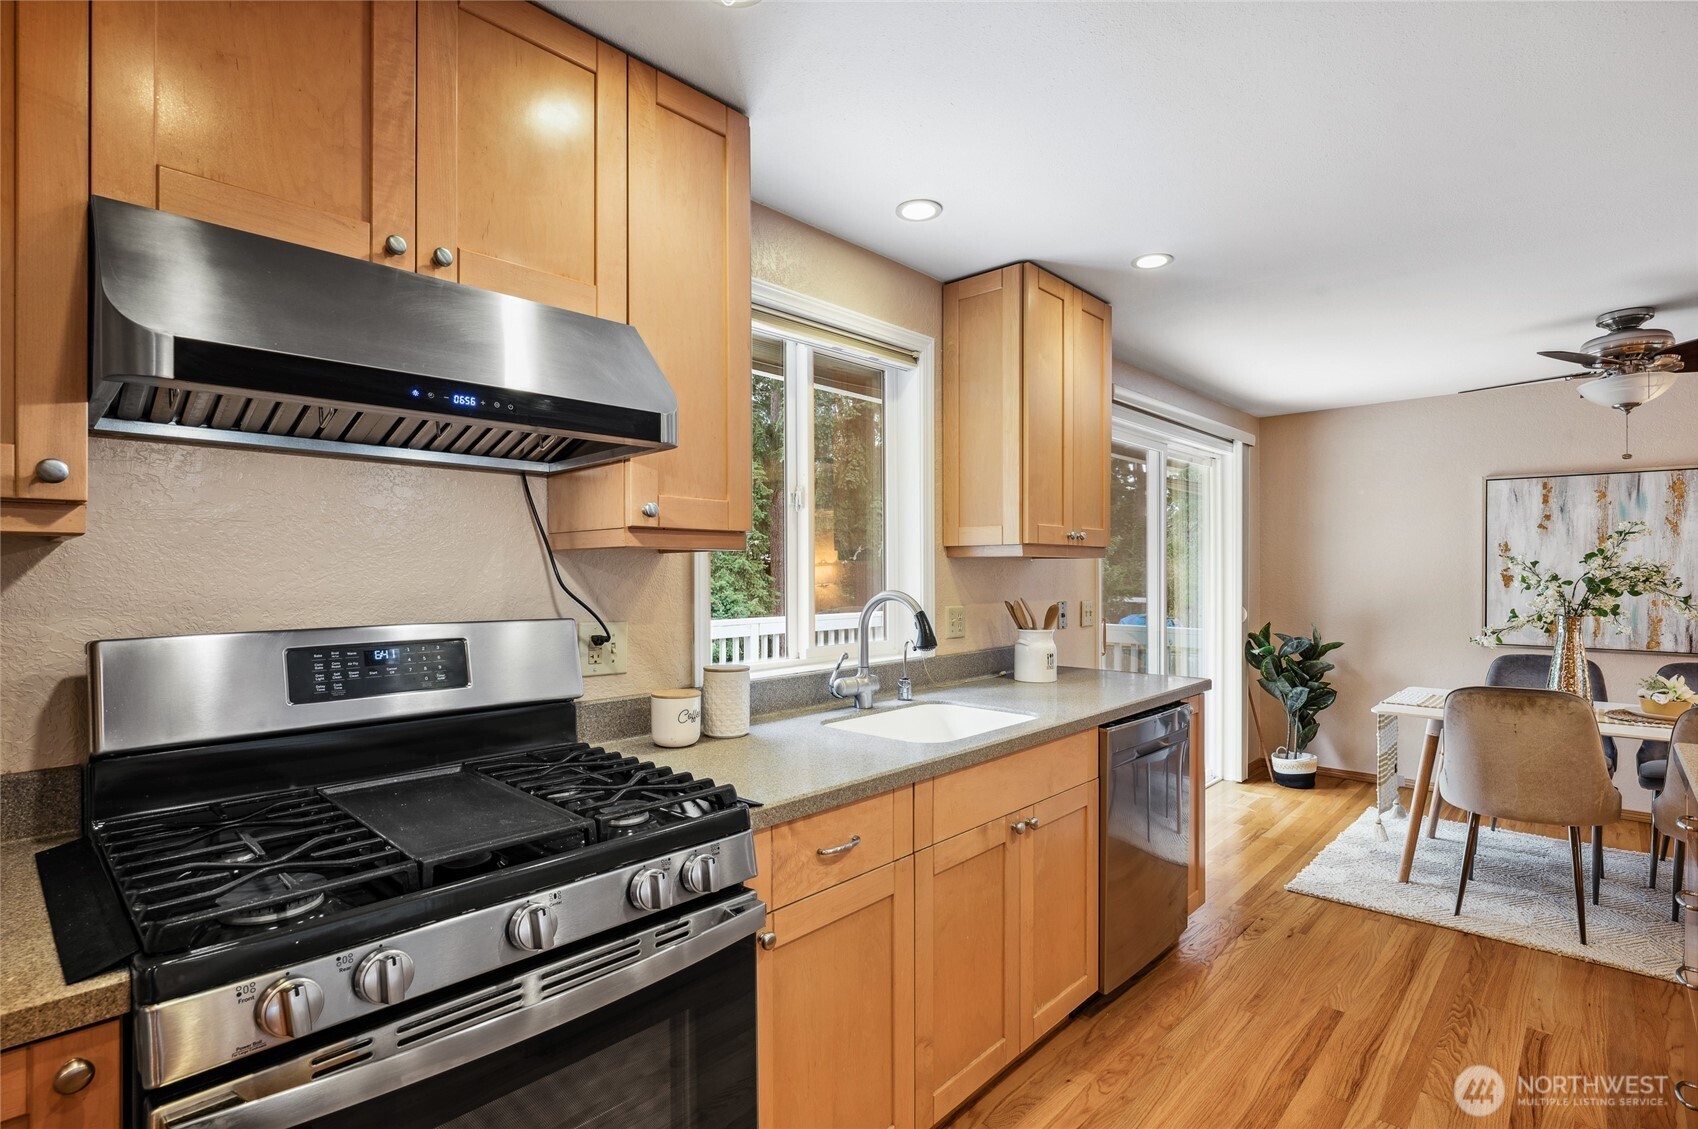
[1104,408,1248,784]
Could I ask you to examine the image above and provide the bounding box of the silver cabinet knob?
[353,947,416,1004]
[507,902,559,952]
[383,234,408,256]
[758,931,778,951]
[1026,816,1042,830]
[35,458,70,484]
[51,1057,94,1095]
[628,867,673,911]
[679,853,719,894]
[431,246,455,268]
[641,501,660,518]
[1011,819,1029,835]
[255,976,325,1038]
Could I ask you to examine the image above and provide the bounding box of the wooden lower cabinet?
[0,1019,122,1129]
[914,819,1021,1127]
[758,859,915,1129]
[1019,781,1099,1048]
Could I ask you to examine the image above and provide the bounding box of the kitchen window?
[695,286,934,675]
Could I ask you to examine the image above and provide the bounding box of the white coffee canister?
[1014,630,1058,683]
[701,664,751,738]
[651,689,702,748]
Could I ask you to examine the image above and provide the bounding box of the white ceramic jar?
[1013,630,1058,683]
[651,689,702,748]
[701,664,751,738]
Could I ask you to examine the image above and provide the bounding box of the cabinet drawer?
[770,789,912,908]
[927,731,1096,843]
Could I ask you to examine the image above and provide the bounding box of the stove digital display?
[284,638,471,704]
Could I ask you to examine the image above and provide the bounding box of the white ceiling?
[543,1,1698,416]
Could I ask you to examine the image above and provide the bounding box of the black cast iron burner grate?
[471,743,742,841]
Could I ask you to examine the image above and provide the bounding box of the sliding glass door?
[1101,412,1239,784]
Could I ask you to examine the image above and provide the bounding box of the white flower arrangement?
[1640,673,1696,706]
[1472,520,1698,646]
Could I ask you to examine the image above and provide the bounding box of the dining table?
[1369,686,1677,882]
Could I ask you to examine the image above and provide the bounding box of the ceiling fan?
[1462,306,1695,459]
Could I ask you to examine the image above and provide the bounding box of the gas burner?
[605,810,652,833]
[216,872,328,926]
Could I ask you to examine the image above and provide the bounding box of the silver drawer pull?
[1677,1080,1698,1112]
[1677,966,1698,990]
[816,835,861,857]
[1678,816,1697,833]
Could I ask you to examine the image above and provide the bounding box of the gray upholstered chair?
[1441,686,1622,944]
[1485,653,1619,901]
[1642,662,1698,889]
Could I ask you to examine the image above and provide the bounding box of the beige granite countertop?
[1,835,130,1049]
[628,667,1210,829]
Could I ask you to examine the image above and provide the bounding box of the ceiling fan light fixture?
[895,198,943,222]
[1576,371,1678,412]
[1133,253,1174,270]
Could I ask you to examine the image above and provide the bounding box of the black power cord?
[520,474,612,646]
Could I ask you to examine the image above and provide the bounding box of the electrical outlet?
[944,606,966,640]
[579,620,628,676]
[1057,601,1068,629]
[1080,599,1096,628]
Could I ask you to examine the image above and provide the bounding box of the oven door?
[145,890,763,1129]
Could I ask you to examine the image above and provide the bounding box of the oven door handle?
[150,891,767,1129]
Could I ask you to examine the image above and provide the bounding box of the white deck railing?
[1104,621,1203,675]
[709,612,885,665]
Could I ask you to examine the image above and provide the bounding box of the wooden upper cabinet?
[417,1,625,315]
[942,262,1112,558]
[2,0,89,535]
[91,0,416,266]
[547,60,751,551]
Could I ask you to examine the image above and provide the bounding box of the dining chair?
[1649,710,1698,922]
[1642,661,1698,889]
[1441,686,1622,944]
[1484,653,1618,902]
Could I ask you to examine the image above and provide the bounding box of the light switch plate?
[944,606,966,640]
[579,620,628,676]
[1057,601,1068,629]
[1080,599,1096,628]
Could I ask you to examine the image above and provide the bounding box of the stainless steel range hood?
[89,197,677,474]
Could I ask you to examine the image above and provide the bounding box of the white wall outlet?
[1080,599,1096,628]
[1057,601,1068,629]
[944,606,966,640]
[578,620,628,676]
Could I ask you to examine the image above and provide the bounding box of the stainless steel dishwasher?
[1100,703,1192,994]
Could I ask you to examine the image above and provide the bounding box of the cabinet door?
[941,265,1022,548]
[759,860,915,1129]
[2,0,88,526]
[628,60,752,534]
[0,1019,123,1128]
[417,1,625,315]
[92,1,415,266]
[1020,266,1070,547]
[915,819,1021,1126]
[1066,290,1111,549]
[1019,782,1099,1046]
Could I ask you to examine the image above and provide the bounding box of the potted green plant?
[1245,624,1343,789]
[1639,673,1696,719]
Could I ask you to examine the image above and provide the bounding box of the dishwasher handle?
[1103,706,1191,768]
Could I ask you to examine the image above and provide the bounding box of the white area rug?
[1287,806,1680,982]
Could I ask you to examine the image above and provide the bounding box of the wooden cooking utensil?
[1043,603,1059,631]
[1018,599,1037,630]
[1004,600,1027,629]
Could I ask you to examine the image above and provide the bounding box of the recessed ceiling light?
[1133,253,1174,270]
[896,199,943,222]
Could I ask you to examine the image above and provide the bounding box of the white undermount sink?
[825,701,1035,744]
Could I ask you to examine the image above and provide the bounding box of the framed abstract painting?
[1484,467,1698,654]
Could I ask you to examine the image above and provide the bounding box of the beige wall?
[0,203,1251,774]
[1256,376,1698,811]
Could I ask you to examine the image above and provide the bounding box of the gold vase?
[1548,615,1592,699]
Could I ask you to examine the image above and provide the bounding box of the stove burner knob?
[628,867,673,911]
[507,902,560,952]
[679,853,718,894]
[353,948,416,1005]
[255,977,326,1039]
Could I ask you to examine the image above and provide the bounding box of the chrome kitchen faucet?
[827,590,938,709]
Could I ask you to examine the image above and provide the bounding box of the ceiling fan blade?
[1653,338,1697,368]
[1460,373,1588,394]
[1536,349,1613,367]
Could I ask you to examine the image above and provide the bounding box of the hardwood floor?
[946,778,1689,1128]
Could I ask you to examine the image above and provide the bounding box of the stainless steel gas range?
[64,620,763,1129]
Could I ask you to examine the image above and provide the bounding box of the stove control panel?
[285,638,470,704]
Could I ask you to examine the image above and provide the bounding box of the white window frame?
[694,280,935,681]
